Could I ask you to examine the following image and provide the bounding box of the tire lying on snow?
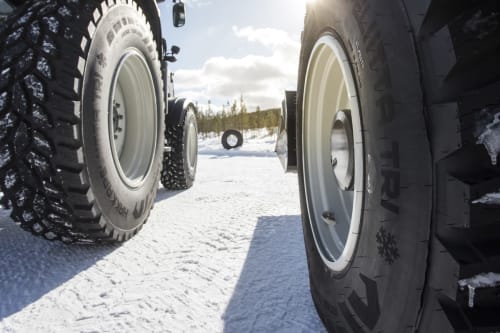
[0,0,164,242]
[299,0,500,332]
[221,129,243,150]
[161,103,198,190]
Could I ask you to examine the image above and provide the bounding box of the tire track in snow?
[0,152,326,332]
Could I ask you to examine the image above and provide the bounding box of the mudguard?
[275,91,297,172]
[166,98,197,128]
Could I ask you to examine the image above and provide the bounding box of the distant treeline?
[195,106,281,135]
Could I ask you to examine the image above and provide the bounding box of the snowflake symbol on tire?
[376,227,400,264]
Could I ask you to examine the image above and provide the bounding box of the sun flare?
[299,0,316,12]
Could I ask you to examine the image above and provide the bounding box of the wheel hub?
[112,101,124,140]
[331,110,354,191]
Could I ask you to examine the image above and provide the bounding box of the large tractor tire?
[297,0,500,332]
[0,0,164,242]
[161,104,198,190]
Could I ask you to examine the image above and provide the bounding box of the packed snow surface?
[0,130,326,333]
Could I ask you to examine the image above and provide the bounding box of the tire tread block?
[416,0,500,330]
[161,124,190,190]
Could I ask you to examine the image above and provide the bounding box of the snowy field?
[0,130,326,333]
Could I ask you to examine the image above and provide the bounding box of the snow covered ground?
[0,130,326,333]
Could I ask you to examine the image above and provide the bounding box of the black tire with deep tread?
[0,0,164,243]
[161,106,198,190]
[408,0,500,331]
[297,0,500,332]
[221,129,243,150]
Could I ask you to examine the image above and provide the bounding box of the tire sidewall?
[297,0,432,331]
[82,4,163,231]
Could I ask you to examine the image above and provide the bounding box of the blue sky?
[158,0,306,112]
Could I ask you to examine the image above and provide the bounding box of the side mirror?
[165,45,180,62]
[173,2,185,28]
[171,45,180,55]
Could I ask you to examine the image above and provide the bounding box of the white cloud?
[232,26,292,48]
[183,0,212,7]
[173,26,300,112]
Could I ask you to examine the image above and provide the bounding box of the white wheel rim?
[186,111,198,174]
[109,49,157,188]
[227,134,238,147]
[303,34,364,272]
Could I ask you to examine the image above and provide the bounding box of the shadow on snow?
[222,215,326,333]
[198,149,277,159]
[0,185,185,319]
[0,210,117,320]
